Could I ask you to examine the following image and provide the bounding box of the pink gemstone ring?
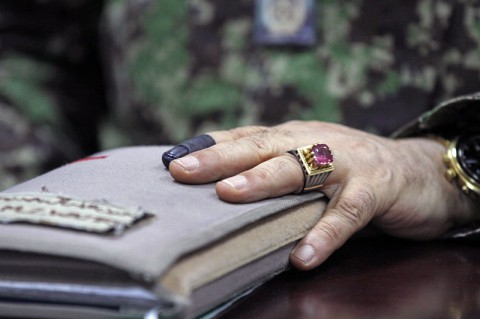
[288,143,334,192]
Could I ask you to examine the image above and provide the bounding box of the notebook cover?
[0,146,325,318]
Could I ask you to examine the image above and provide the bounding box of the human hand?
[168,121,478,270]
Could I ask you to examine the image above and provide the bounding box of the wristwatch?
[444,135,480,200]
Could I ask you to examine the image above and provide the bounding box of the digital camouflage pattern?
[1,0,480,190]
[102,0,480,143]
[0,0,107,190]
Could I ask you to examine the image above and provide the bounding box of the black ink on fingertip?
[162,146,189,169]
[162,134,216,169]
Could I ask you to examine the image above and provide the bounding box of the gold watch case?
[444,136,480,200]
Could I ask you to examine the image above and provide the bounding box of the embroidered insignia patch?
[0,193,151,234]
[254,0,316,46]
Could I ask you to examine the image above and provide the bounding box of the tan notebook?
[0,146,326,318]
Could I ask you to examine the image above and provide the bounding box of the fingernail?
[221,175,247,190]
[162,146,189,169]
[292,244,316,265]
[161,134,215,169]
[174,155,199,172]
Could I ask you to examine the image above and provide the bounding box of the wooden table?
[215,236,480,319]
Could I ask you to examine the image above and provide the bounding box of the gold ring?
[288,143,334,192]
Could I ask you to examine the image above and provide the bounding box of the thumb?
[290,183,377,270]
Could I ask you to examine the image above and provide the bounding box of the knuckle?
[226,127,246,139]
[245,130,282,158]
[227,125,265,139]
[375,165,396,186]
[250,166,276,197]
[251,157,298,194]
[254,161,285,184]
[316,220,343,243]
[335,200,363,228]
[208,144,231,162]
[255,165,277,182]
[313,187,378,245]
[249,132,272,150]
[332,187,377,228]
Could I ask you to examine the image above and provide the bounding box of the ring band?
[288,143,334,192]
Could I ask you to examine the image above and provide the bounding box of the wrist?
[421,136,480,227]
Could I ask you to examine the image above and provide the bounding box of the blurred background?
[1,0,479,190]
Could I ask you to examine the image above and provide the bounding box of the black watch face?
[457,135,480,183]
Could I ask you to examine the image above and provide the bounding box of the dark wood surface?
[216,237,480,319]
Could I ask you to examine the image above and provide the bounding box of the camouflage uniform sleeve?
[392,92,480,139]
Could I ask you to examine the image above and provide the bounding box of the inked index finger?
[162,126,267,169]
[207,125,269,144]
[168,126,295,184]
